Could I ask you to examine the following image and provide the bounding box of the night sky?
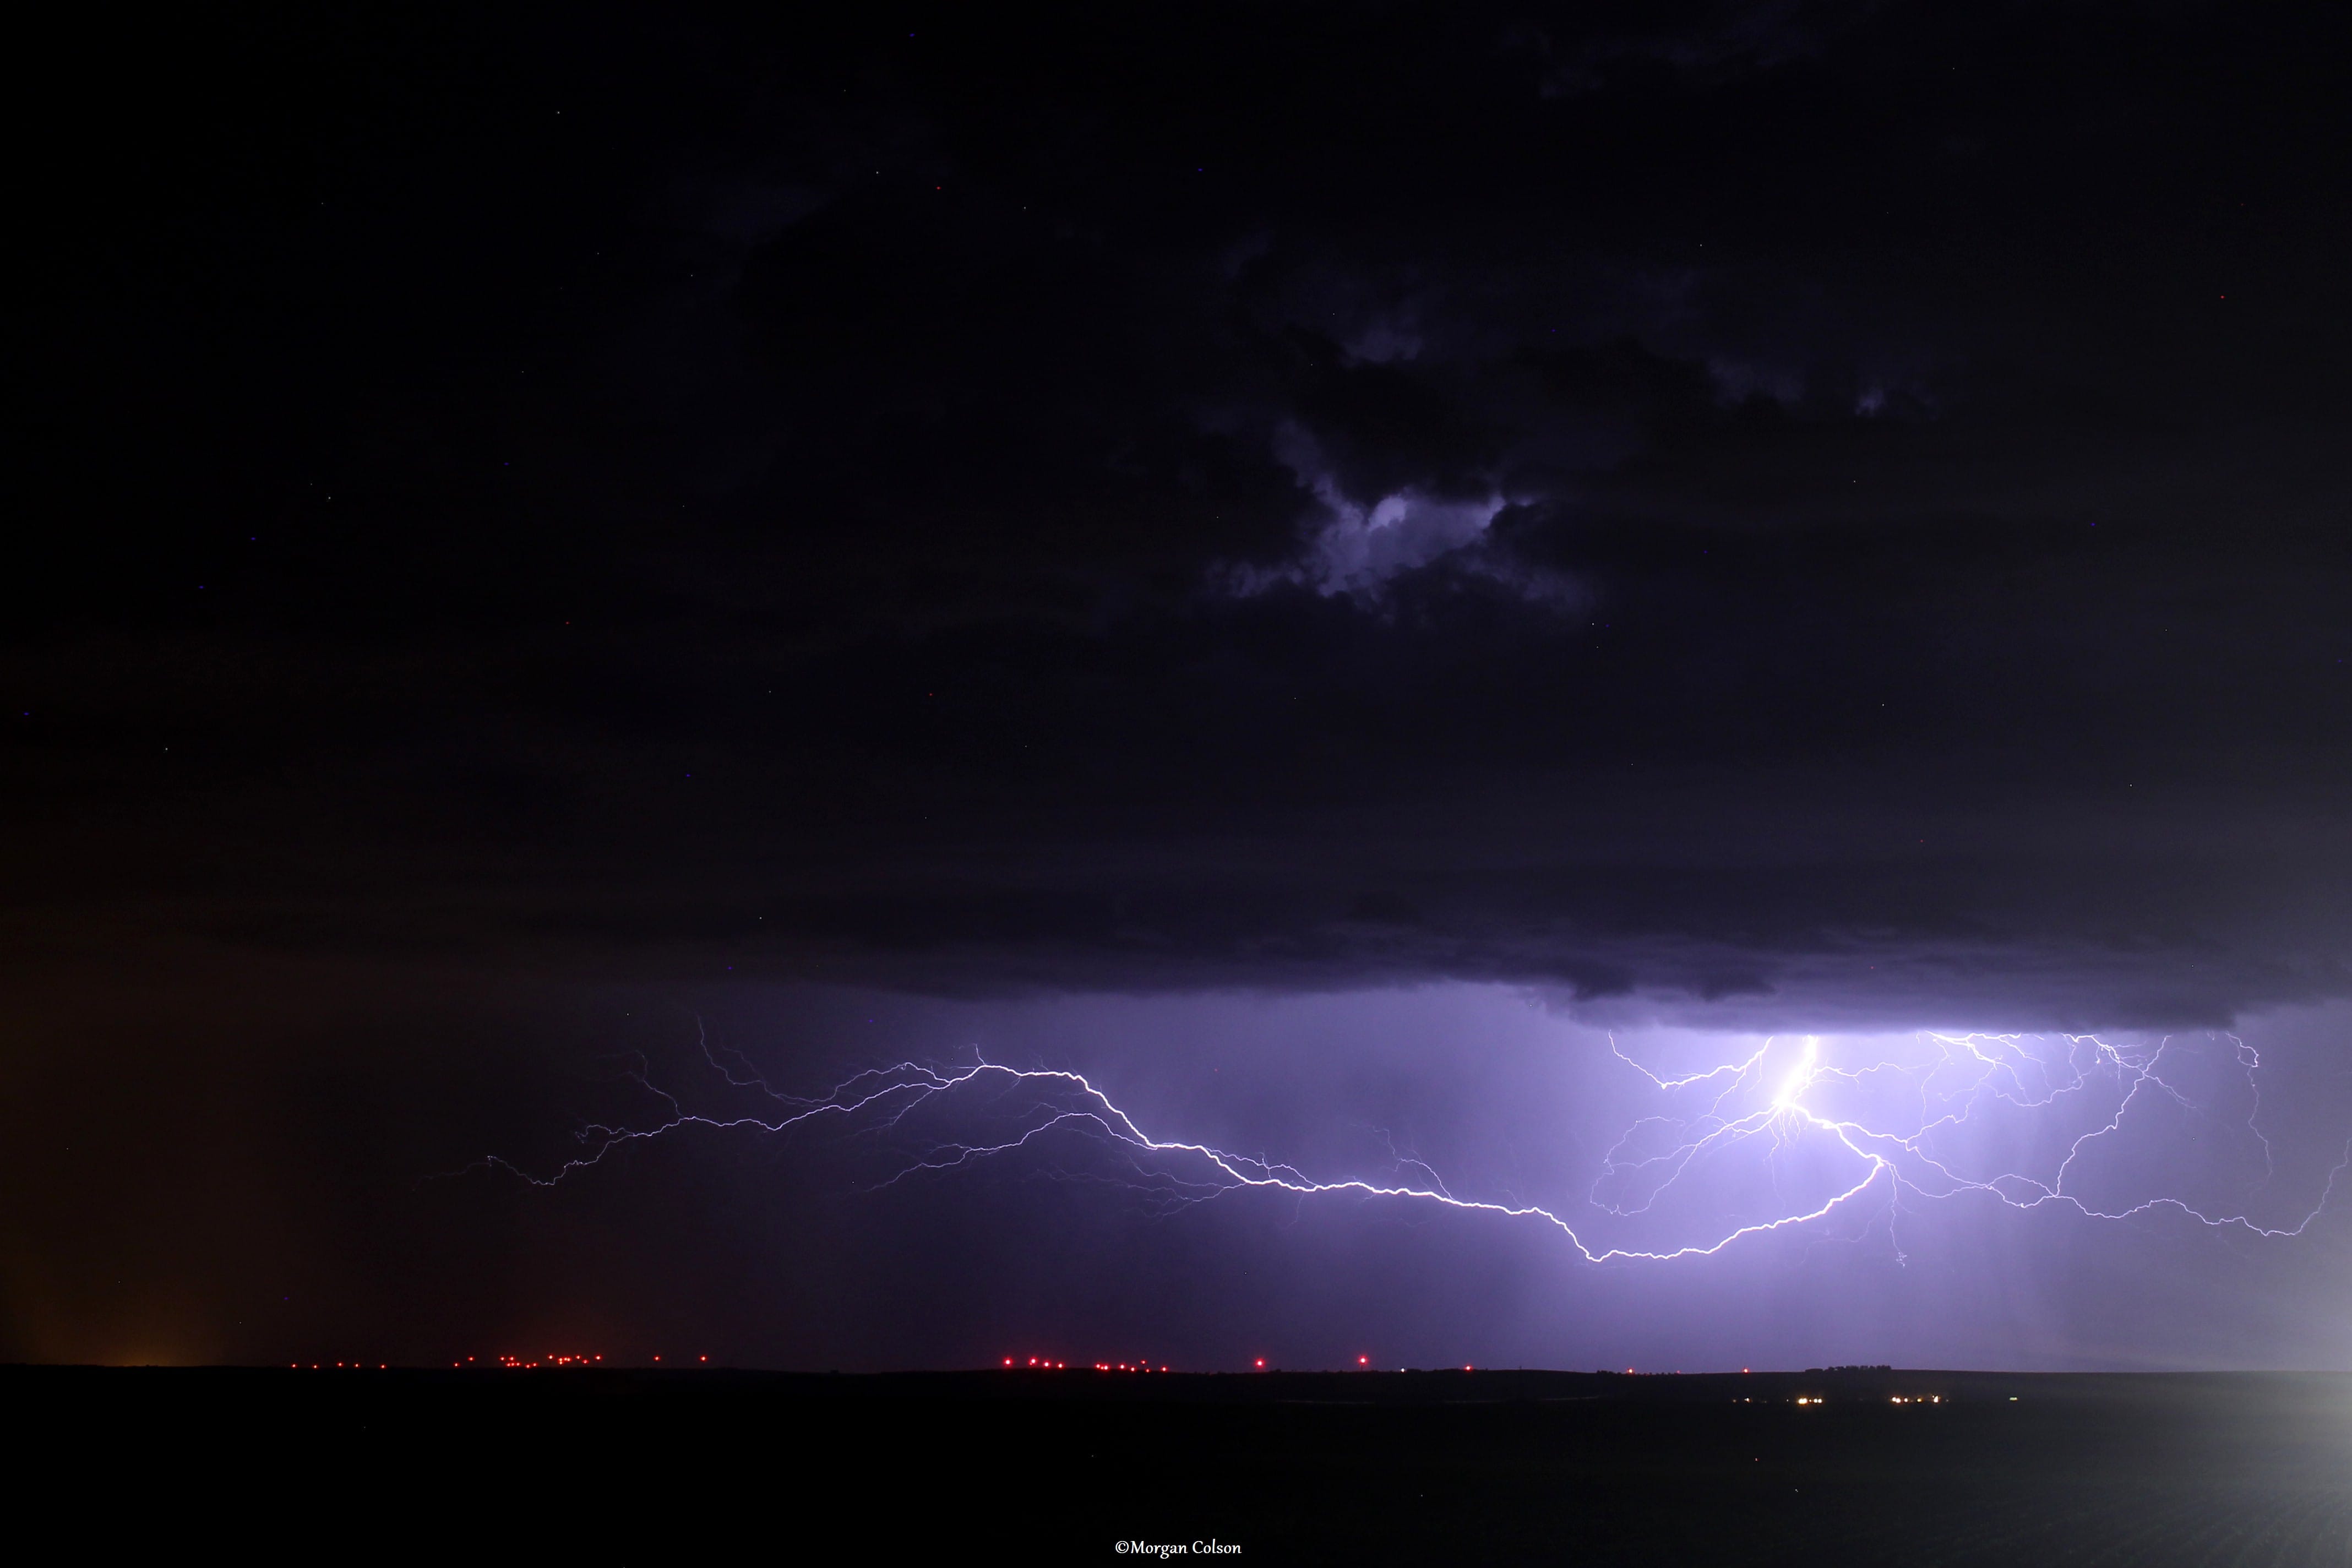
[9,2,2351,1372]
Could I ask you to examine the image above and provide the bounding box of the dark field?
[12,1365,2350,1564]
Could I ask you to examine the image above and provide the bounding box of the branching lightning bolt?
[466,1026,2351,1263]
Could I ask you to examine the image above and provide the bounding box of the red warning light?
[1358,1355,1369,1366]
[1254,1358,1266,1369]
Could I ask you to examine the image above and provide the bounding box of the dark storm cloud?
[12,1,2352,1027]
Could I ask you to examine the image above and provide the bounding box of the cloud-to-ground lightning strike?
[476,1029,2352,1264]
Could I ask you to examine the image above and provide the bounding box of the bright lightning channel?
[471,1027,2351,1263]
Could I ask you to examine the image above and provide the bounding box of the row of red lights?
[290,1355,714,1369]
[999,1355,1482,1372]
[294,1363,1768,1373]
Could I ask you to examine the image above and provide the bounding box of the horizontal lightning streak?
[464,1027,2351,1262]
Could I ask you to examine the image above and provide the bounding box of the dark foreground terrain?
[10,1365,2349,1564]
